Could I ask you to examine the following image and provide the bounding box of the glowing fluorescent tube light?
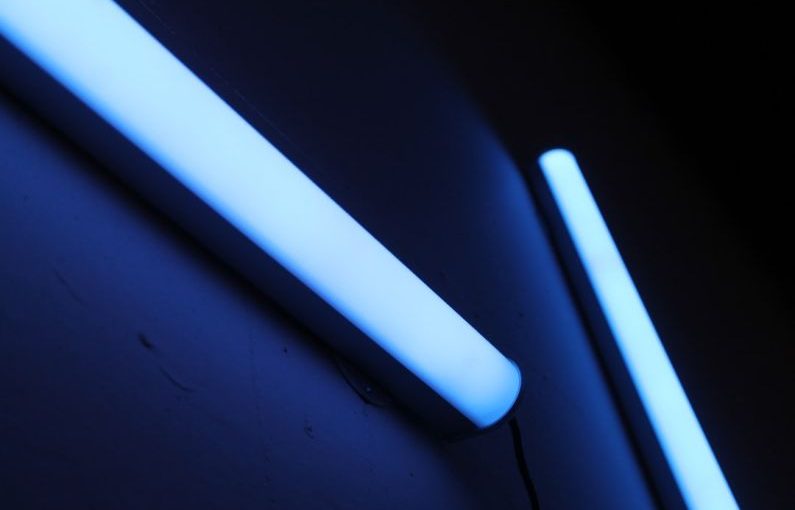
[538,149,737,509]
[0,0,521,430]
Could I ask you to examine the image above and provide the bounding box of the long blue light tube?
[0,0,521,428]
[539,149,738,509]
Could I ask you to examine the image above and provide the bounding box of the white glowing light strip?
[539,149,738,509]
[0,0,521,428]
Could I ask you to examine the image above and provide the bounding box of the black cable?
[509,417,541,510]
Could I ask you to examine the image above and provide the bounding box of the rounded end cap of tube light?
[539,148,578,171]
[477,348,524,428]
[443,357,522,439]
[477,357,523,429]
[488,358,523,428]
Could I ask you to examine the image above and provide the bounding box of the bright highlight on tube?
[538,149,738,509]
[0,0,521,428]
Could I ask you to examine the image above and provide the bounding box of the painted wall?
[6,0,775,508]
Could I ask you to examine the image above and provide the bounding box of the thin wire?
[509,417,541,510]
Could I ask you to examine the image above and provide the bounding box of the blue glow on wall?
[538,149,738,509]
[0,0,522,429]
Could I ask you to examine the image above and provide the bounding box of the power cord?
[509,417,541,510]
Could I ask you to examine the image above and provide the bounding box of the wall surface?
[3,1,789,508]
[0,2,654,508]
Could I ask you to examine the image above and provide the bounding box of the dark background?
[1,1,792,508]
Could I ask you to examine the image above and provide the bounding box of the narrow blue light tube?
[538,149,738,509]
[0,0,521,428]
